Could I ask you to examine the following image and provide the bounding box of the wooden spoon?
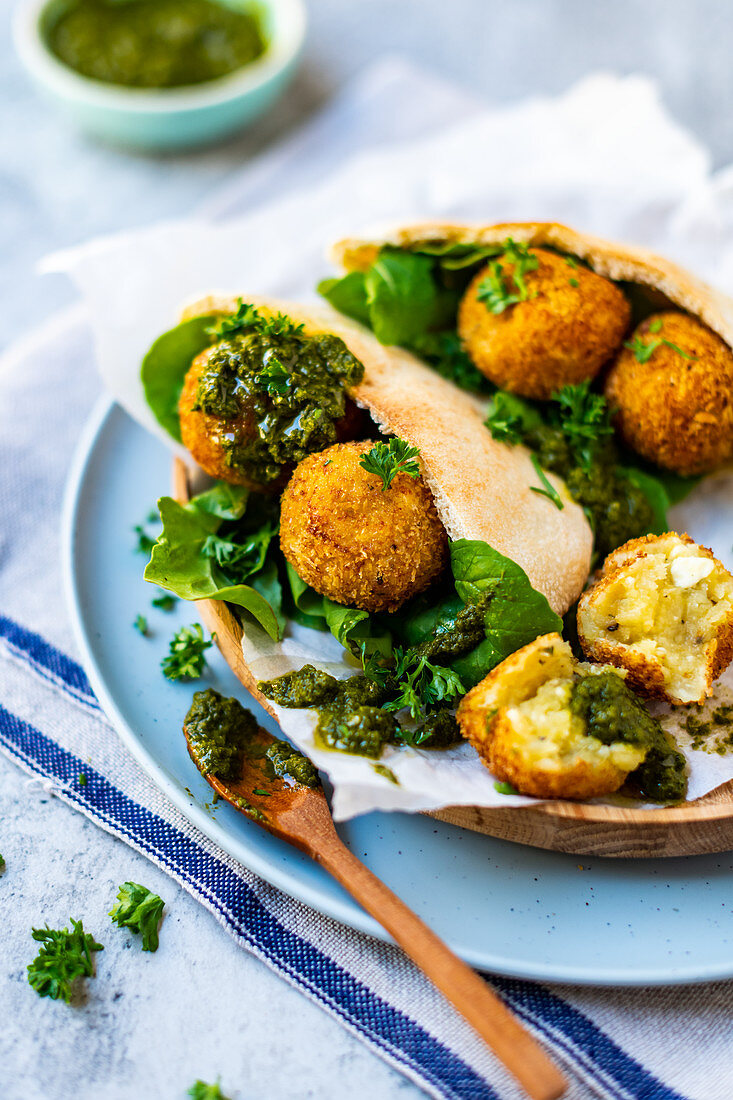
[174,458,566,1100]
[183,710,566,1100]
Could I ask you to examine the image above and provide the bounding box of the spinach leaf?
[449,539,562,685]
[145,489,283,641]
[364,249,442,345]
[620,467,669,535]
[141,314,217,441]
[317,271,369,325]
[284,563,391,656]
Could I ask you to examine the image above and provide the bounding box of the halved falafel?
[605,311,733,475]
[577,532,733,706]
[279,440,448,613]
[457,247,630,399]
[456,634,647,800]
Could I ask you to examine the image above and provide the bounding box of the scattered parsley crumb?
[568,277,579,288]
[134,614,149,636]
[78,773,87,787]
[110,882,165,952]
[188,1081,231,1100]
[151,591,177,612]
[0,854,5,871]
[252,788,271,797]
[494,780,519,795]
[27,919,103,1002]
[161,624,213,682]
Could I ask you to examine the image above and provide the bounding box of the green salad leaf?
[317,270,370,325]
[285,562,392,657]
[145,483,284,641]
[141,314,217,441]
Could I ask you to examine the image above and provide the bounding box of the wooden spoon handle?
[314,834,566,1100]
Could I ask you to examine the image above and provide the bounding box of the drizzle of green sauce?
[184,689,256,780]
[259,663,462,758]
[570,672,687,802]
[195,323,364,484]
[683,704,733,753]
[526,426,654,559]
[46,0,266,89]
[372,764,399,785]
[184,688,319,798]
[265,740,319,788]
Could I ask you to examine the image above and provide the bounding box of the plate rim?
[62,397,733,986]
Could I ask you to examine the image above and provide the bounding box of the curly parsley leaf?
[363,646,465,721]
[359,437,421,490]
[255,355,290,396]
[188,1081,231,1100]
[477,239,539,314]
[161,623,213,682]
[133,525,155,555]
[529,454,565,510]
[109,882,165,952]
[27,919,103,1002]
[208,301,305,344]
[410,330,494,394]
[484,391,544,446]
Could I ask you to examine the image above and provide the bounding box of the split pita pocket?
[180,293,592,615]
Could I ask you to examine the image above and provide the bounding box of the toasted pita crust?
[181,293,592,614]
[330,221,733,351]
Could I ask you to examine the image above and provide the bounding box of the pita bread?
[182,293,592,615]
[330,220,733,351]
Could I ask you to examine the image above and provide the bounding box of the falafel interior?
[578,533,733,705]
[456,634,686,802]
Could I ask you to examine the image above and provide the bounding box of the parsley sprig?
[529,454,564,510]
[209,300,304,343]
[477,238,539,314]
[188,1081,231,1100]
[624,318,696,365]
[363,647,465,721]
[110,882,165,952]
[27,919,103,1002]
[359,437,421,490]
[162,624,213,682]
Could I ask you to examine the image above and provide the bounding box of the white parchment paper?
[48,71,733,819]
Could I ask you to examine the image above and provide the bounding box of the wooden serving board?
[173,459,733,860]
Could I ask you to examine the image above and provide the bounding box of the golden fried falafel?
[456,634,646,800]
[604,311,733,476]
[179,347,364,490]
[279,440,448,613]
[457,247,630,399]
[577,532,733,706]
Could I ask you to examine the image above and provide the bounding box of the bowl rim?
[12,0,307,113]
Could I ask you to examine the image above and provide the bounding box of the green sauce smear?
[195,318,364,484]
[570,672,687,802]
[46,0,266,89]
[259,663,462,760]
[184,688,319,791]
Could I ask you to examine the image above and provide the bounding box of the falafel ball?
[605,311,733,475]
[457,247,631,399]
[179,347,365,490]
[279,440,448,613]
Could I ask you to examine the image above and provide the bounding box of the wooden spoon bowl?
[173,457,733,859]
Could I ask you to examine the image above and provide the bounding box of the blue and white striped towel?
[3,61,733,1100]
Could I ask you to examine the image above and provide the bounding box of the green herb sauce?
[47,0,265,89]
[184,688,256,779]
[259,666,398,759]
[195,325,364,484]
[570,672,687,802]
[527,425,654,559]
[265,740,319,788]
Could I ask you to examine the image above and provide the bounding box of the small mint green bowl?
[13,0,306,151]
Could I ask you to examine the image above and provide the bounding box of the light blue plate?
[63,400,733,986]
